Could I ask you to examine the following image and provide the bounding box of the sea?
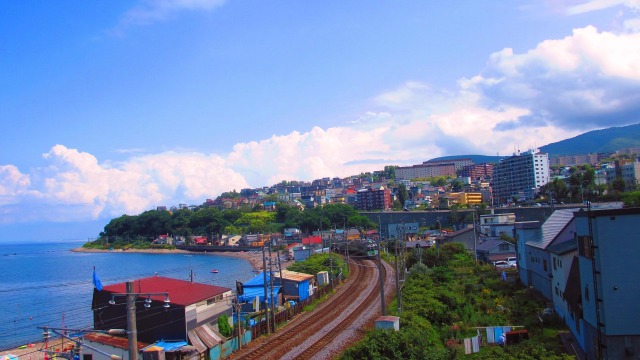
[0,241,256,351]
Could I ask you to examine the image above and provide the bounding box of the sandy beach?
[70,247,281,272]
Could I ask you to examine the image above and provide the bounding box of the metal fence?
[249,283,334,339]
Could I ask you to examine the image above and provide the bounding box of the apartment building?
[492,149,550,205]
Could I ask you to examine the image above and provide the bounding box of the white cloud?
[0,165,31,206]
[566,0,628,15]
[111,0,226,33]
[0,145,249,224]
[463,25,640,129]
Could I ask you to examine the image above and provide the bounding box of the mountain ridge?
[427,122,640,163]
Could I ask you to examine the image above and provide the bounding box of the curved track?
[231,258,385,360]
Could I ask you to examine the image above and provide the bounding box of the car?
[506,257,517,267]
[494,260,516,269]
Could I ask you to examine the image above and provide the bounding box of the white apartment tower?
[492,149,550,205]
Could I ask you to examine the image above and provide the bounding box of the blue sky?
[2,0,640,241]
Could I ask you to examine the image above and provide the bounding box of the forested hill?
[427,122,640,162]
[540,122,640,156]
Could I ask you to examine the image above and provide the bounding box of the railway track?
[232,258,385,360]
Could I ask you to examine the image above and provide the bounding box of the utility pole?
[235,300,242,350]
[473,211,478,264]
[268,244,276,332]
[126,281,138,360]
[262,245,270,334]
[329,231,334,288]
[377,234,386,316]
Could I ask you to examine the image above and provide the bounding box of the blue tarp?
[238,285,281,304]
[143,340,189,352]
[243,271,274,286]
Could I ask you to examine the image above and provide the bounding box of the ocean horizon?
[0,241,255,351]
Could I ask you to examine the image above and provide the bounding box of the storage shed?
[275,269,315,302]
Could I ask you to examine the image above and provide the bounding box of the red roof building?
[301,236,322,245]
[92,276,232,351]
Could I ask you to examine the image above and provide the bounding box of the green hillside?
[426,155,505,164]
[540,123,640,156]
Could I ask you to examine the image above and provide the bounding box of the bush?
[218,314,232,337]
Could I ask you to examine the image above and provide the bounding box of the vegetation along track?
[234,258,384,360]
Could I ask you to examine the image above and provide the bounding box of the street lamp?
[107,281,170,360]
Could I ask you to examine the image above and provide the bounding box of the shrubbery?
[339,242,572,359]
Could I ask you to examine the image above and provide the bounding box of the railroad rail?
[231,258,385,360]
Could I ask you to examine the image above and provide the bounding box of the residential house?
[518,209,577,301]
[439,226,476,252]
[475,239,515,263]
[479,212,516,237]
[547,240,582,349]
[572,207,640,359]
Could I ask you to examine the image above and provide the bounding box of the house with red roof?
[92,276,232,354]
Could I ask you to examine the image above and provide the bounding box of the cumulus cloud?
[0,145,248,224]
[462,25,640,130]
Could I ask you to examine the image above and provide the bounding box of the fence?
[249,283,334,339]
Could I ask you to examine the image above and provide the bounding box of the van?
[506,257,517,267]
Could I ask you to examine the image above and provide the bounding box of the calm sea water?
[0,241,255,351]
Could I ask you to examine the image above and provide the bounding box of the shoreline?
[71,247,270,271]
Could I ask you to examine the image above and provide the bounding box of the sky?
[2,0,640,241]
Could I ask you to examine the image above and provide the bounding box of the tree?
[450,179,463,192]
[621,191,640,207]
[397,183,409,208]
[384,165,397,180]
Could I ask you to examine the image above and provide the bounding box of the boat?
[211,269,219,273]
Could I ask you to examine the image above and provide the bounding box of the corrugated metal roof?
[84,333,149,351]
[101,276,231,306]
[279,269,314,282]
[194,323,224,348]
[526,209,577,250]
[187,329,207,353]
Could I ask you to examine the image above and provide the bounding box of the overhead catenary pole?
[268,244,276,332]
[377,233,386,316]
[126,281,138,360]
[262,245,270,334]
[473,211,478,264]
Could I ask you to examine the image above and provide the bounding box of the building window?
[585,285,590,301]
[578,236,594,258]
[543,259,548,272]
[499,244,510,251]
[553,257,557,270]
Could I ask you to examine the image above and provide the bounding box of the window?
[499,244,510,251]
[553,257,557,270]
[543,259,548,272]
[585,285,590,301]
[578,236,593,258]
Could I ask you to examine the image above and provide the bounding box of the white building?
[492,149,550,205]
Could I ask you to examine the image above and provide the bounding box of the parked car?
[506,257,517,267]
[494,260,516,269]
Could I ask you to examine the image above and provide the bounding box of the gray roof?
[476,239,512,252]
[526,209,577,250]
[547,240,577,255]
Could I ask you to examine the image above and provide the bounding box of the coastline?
[71,247,268,271]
